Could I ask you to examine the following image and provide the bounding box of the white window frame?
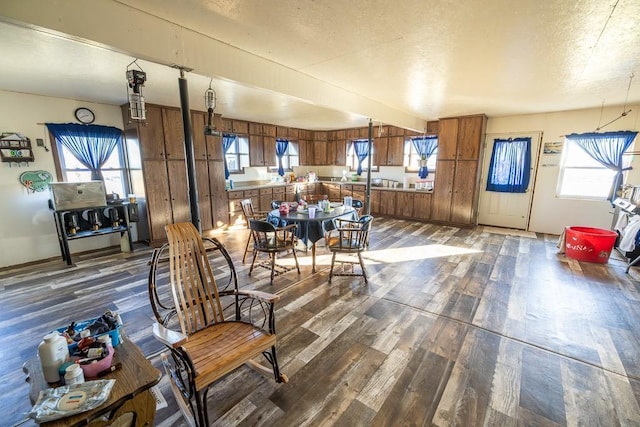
[556,138,630,200]
[269,140,299,172]
[346,140,379,172]
[226,135,250,174]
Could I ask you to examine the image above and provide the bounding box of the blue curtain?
[353,139,370,175]
[566,131,637,201]
[486,137,531,193]
[222,133,236,179]
[46,123,122,181]
[411,135,438,178]
[275,138,289,176]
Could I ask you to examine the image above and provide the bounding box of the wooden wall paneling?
[166,160,190,223]
[209,160,229,229]
[380,191,397,216]
[413,192,432,221]
[289,128,299,139]
[222,118,233,132]
[141,160,172,242]
[358,127,370,138]
[396,192,414,218]
[431,160,455,222]
[139,105,166,160]
[387,136,405,166]
[161,108,185,160]
[451,160,479,224]
[195,160,213,231]
[335,140,347,166]
[299,139,314,165]
[437,118,459,160]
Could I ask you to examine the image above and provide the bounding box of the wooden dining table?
[268,204,356,273]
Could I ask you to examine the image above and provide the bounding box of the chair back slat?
[166,223,225,335]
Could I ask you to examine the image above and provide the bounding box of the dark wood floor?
[2,218,640,426]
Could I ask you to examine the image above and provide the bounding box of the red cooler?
[565,226,617,263]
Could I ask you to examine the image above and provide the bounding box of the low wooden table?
[23,338,161,426]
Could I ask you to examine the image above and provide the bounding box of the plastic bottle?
[38,332,70,383]
[64,363,85,385]
[98,334,114,355]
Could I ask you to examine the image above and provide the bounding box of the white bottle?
[64,363,85,385]
[38,332,70,383]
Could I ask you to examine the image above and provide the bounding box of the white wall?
[0,90,125,268]
[486,106,640,234]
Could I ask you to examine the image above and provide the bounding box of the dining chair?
[326,215,374,284]
[147,222,287,427]
[249,219,300,285]
[240,198,269,262]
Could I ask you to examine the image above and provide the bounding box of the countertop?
[227,180,433,194]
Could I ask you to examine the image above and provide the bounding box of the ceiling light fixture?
[126,59,147,122]
[204,78,221,136]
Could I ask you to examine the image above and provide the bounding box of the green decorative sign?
[20,170,53,193]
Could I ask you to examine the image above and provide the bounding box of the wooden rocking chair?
[148,222,287,427]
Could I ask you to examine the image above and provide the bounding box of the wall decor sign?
[1,132,34,165]
[543,141,563,155]
[19,170,53,193]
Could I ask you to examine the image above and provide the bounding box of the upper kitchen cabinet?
[138,105,166,160]
[248,122,276,166]
[191,111,223,161]
[437,116,484,161]
[222,118,249,134]
[162,108,185,160]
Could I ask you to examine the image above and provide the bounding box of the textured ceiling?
[0,0,639,130]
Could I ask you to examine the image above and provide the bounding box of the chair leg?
[242,232,252,263]
[329,252,336,283]
[292,245,300,274]
[358,250,368,284]
[249,249,258,275]
[270,253,276,285]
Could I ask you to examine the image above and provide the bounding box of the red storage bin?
[565,226,617,263]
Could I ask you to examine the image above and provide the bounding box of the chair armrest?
[237,289,280,303]
[152,322,187,348]
[218,289,280,303]
[276,223,298,233]
[253,210,271,219]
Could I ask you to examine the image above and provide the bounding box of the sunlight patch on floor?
[265,244,482,267]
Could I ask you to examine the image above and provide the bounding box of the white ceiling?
[1,0,639,131]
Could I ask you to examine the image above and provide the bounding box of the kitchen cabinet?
[370,190,382,215]
[413,192,432,221]
[373,137,388,166]
[122,103,230,245]
[299,138,314,165]
[222,118,248,134]
[379,191,397,216]
[373,135,403,166]
[396,192,414,219]
[249,123,276,166]
[431,114,487,225]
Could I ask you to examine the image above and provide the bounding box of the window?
[225,135,250,174]
[47,123,132,197]
[346,140,377,172]
[558,137,633,199]
[270,141,299,172]
[58,143,129,196]
[404,139,437,172]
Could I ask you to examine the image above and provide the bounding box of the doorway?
[477,132,542,230]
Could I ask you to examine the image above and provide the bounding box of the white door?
[477,132,541,230]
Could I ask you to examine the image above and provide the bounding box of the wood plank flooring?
[2,218,640,426]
